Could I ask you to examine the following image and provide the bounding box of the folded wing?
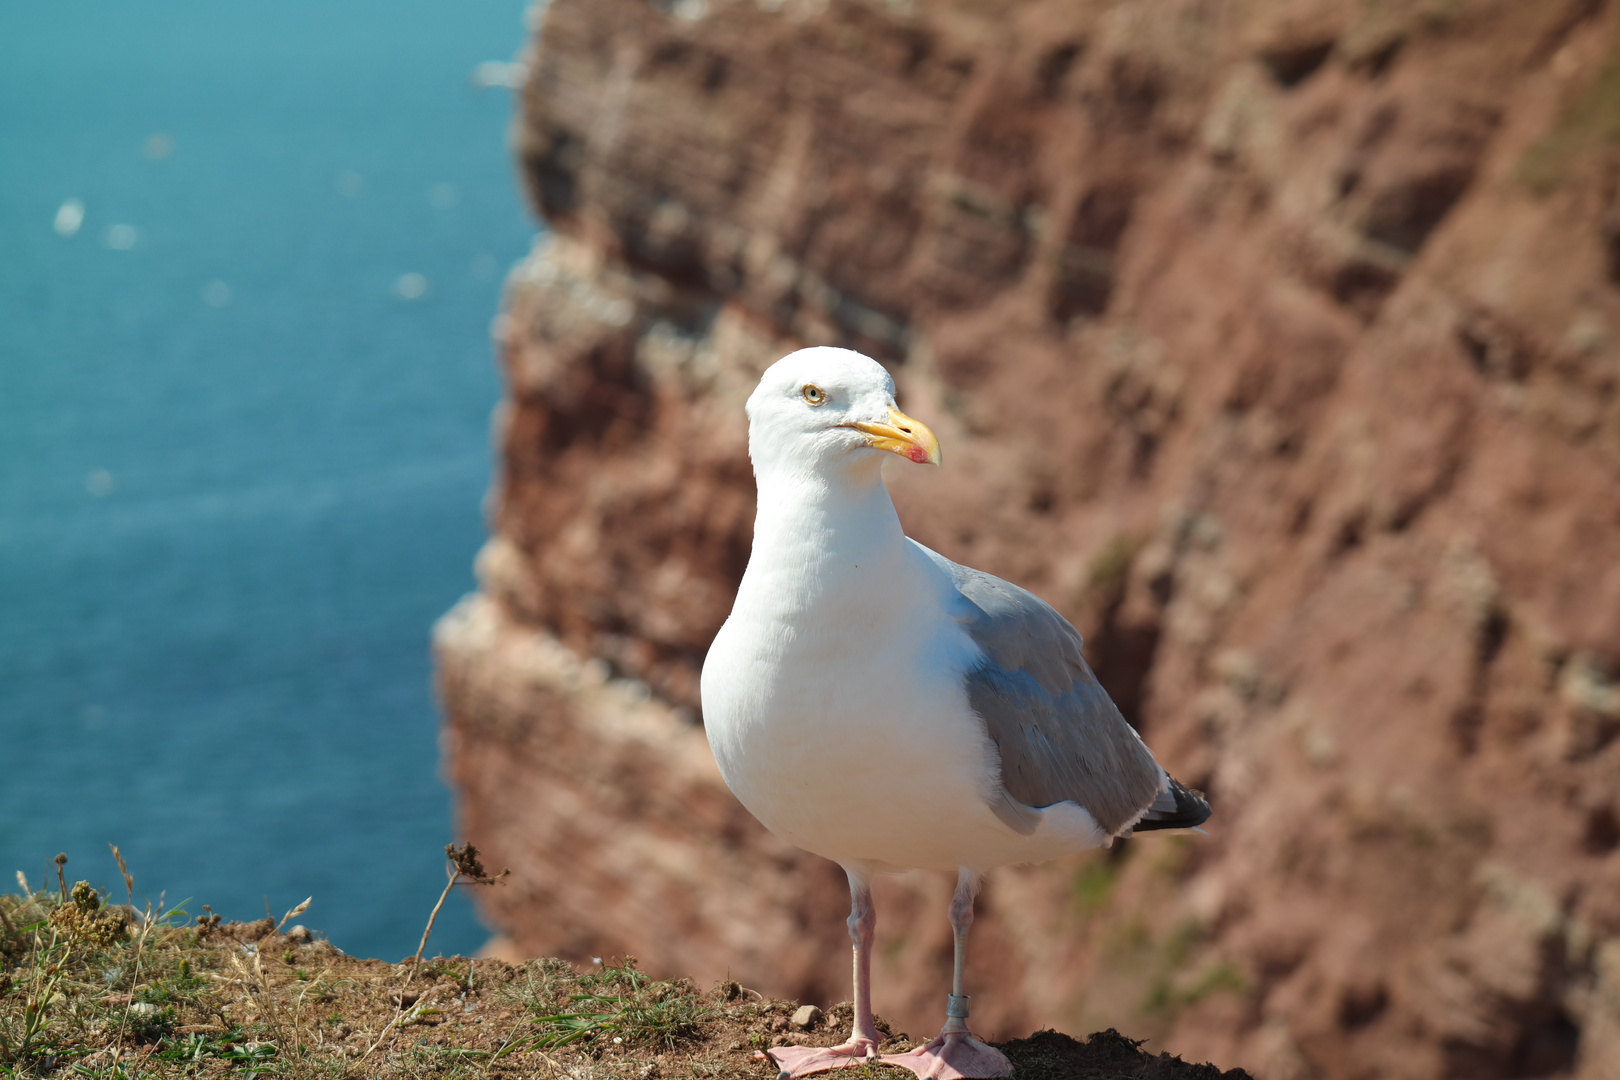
[915,542,1210,838]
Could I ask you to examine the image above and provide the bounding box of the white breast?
[702,535,1105,873]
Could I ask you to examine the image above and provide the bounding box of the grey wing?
[914,542,1170,837]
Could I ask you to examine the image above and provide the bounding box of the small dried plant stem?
[109,844,134,909]
[291,966,331,1060]
[409,865,460,980]
[243,951,294,1059]
[407,843,509,986]
[0,899,17,940]
[114,887,166,1059]
[361,1003,411,1060]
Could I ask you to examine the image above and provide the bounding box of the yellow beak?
[845,406,942,466]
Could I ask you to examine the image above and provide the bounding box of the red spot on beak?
[904,445,931,464]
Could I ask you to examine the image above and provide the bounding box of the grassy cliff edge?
[0,850,1250,1079]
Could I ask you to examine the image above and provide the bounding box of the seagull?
[701,347,1211,1080]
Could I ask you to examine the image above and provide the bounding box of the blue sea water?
[0,0,537,959]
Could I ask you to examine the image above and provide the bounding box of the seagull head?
[745,347,941,480]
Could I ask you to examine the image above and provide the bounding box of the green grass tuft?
[1521,46,1620,193]
[1071,857,1119,914]
[502,959,711,1056]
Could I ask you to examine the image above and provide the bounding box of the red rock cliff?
[435,1,1620,1076]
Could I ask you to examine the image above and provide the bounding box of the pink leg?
[763,870,881,1078]
[880,870,1012,1080]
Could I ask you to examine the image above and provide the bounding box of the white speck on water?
[429,183,460,209]
[143,132,174,160]
[86,469,115,497]
[7,4,534,966]
[336,170,364,197]
[470,60,526,89]
[202,281,233,308]
[393,273,429,300]
[54,199,85,237]
[105,224,138,250]
[470,252,498,280]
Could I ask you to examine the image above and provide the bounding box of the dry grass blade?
[360,1001,413,1061]
[109,843,134,908]
[289,964,332,1058]
[275,896,312,934]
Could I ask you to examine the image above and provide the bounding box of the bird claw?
[879,1030,1013,1080]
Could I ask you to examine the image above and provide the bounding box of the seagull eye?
[801,384,827,406]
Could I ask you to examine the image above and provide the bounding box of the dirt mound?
[1002,1028,1251,1080]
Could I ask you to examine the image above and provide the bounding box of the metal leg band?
[945,994,971,1020]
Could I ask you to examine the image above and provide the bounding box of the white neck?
[737,452,908,619]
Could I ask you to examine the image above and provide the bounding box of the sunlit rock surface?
[437,1,1620,1075]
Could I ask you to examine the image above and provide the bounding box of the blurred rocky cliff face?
[434,0,1620,1075]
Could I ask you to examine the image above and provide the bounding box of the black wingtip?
[1132,776,1212,832]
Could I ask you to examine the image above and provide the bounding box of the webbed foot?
[759,1036,880,1078]
[879,1030,1012,1080]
